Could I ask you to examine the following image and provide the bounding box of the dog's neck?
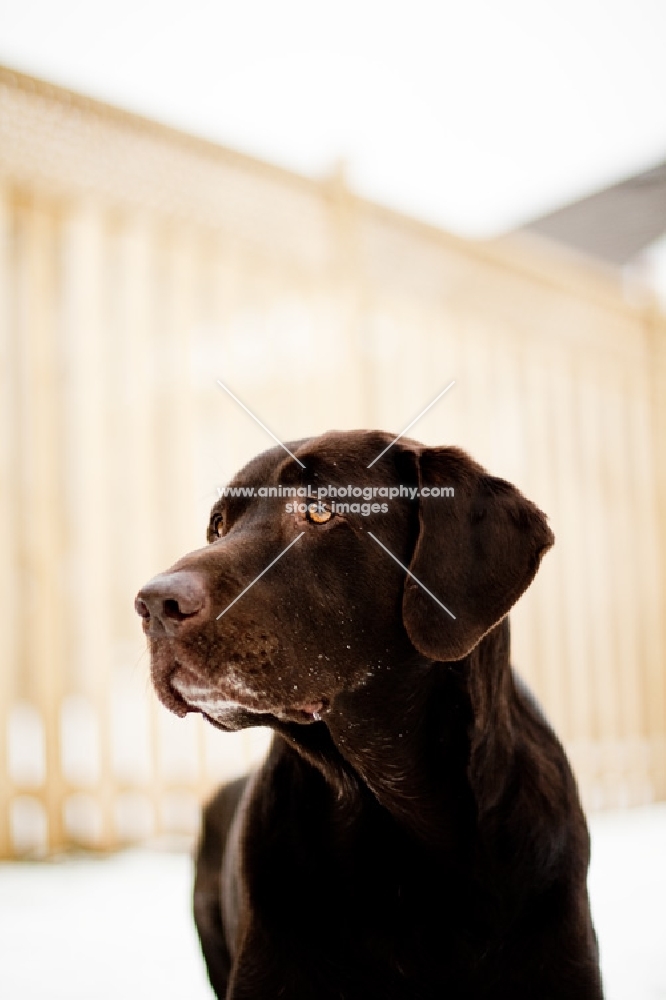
[274,620,516,849]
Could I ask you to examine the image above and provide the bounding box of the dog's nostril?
[135,598,151,619]
[163,598,195,622]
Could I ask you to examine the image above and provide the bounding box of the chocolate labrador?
[135,431,603,999]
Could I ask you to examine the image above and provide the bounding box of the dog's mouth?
[167,664,327,727]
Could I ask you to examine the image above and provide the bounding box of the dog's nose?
[135,571,208,634]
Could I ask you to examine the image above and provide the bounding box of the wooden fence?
[1,66,665,857]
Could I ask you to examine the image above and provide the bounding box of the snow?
[0,850,214,1000]
[0,805,664,999]
[588,805,666,1000]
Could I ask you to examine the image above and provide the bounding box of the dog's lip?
[148,646,193,717]
[168,687,192,717]
[273,701,325,724]
[292,701,325,721]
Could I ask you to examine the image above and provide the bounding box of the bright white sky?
[1,0,665,237]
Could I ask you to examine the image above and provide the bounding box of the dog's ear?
[402,447,554,661]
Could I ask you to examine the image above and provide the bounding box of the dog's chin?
[167,666,326,729]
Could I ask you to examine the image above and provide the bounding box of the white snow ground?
[0,805,664,1000]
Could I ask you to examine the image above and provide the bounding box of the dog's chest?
[232,778,472,986]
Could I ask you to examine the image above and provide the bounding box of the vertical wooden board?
[60,204,112,687]
[106,213,158,637]
[14,197,67,851]
[0,187,17,856]
[251,274,312,443]
[648,312,666,798]
[290,281,364,439]
[105,213,163,833]
[156,707,200,785]
[407,309,458,450]
[109,213,167,834]
[548,349,597,801]
[307,288,359,432]
[109,664,153,786]
[59,202,115,846]
[454,319,494,465]
[185,245,214,799]
[204,726,249,785]
[329,187,369,431]
[317,287,366,433]
[627,349,666,797]
[516,346,559,514]
[163,228,200,560]
[189,240,229,533]
[261,271,315,435]
[486,333,527,485]
[575,364,622,804]
[390,306,431,444]
[425,308,463,448]
[150,227,206,792]
[523,357,568,738]
[551,358,594,748]
[211,254,284,479]
[484,332,539,712]
[355,296,401,436]
[504,345,546,698]
[602,362,643,748]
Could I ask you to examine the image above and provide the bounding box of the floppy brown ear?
[402,447,554,661]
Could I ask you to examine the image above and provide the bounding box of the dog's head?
[135,431,553,731]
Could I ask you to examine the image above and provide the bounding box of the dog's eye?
[212,515,225,538]
[306,503,332,525]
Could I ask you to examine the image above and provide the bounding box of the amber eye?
[306,503,333,524]
[212,515,224,538]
